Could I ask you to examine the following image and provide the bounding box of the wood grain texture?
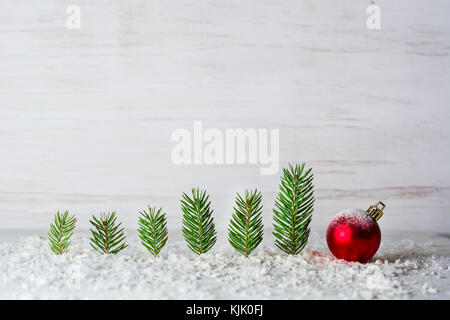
[0,0,449,234]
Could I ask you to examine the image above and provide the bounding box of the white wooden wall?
[0,0,449,236]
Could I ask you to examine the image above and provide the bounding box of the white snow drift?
[0,232,448,299]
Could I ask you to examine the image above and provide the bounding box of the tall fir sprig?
[181,188,217,255]
[48,210,76,255]
[89,211,128,254]
[273,163,314,255]
[228,189,264,257]
[138,206,168,257]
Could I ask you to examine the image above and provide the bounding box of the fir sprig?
[138,206,168,257]
[273,163,314,255]
[228,189,264,257]
[89,211,128,254]
[181,188,217,255]
[48,210,77,255]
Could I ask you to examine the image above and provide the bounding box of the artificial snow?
[0,232,448,299]
[333,209,375,223]
[328,208,379,232]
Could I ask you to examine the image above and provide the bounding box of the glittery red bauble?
[326,209,381,263]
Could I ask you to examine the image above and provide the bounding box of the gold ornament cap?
[366,201,386,221]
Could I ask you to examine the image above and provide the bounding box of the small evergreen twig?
[181,188,217,255]
[228,189,264,257]
[138,206,168,257]
[48,210,77,255]
[89,211,128,254]
[273,163,314,255]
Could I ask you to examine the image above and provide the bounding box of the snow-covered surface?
[0,231,448,299]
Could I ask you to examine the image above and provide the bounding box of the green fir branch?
[48,210,77,255]
[138,206,168,257]
[181,188,217,255]
[89,211,128,254]
[228,189,264,257]
[272,163,314,255]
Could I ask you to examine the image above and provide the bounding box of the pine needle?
[89,211,128,254]
[181,188,217,255]
[138,206,168,257]
[272,163,314,255]
[48,210,77,255]
[228,189,264,257]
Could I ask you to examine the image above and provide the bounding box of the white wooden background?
[0,0,449,237]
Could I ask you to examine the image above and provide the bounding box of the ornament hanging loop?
[367,201,385,221]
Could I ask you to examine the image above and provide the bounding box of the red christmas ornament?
[326,201,386,263]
